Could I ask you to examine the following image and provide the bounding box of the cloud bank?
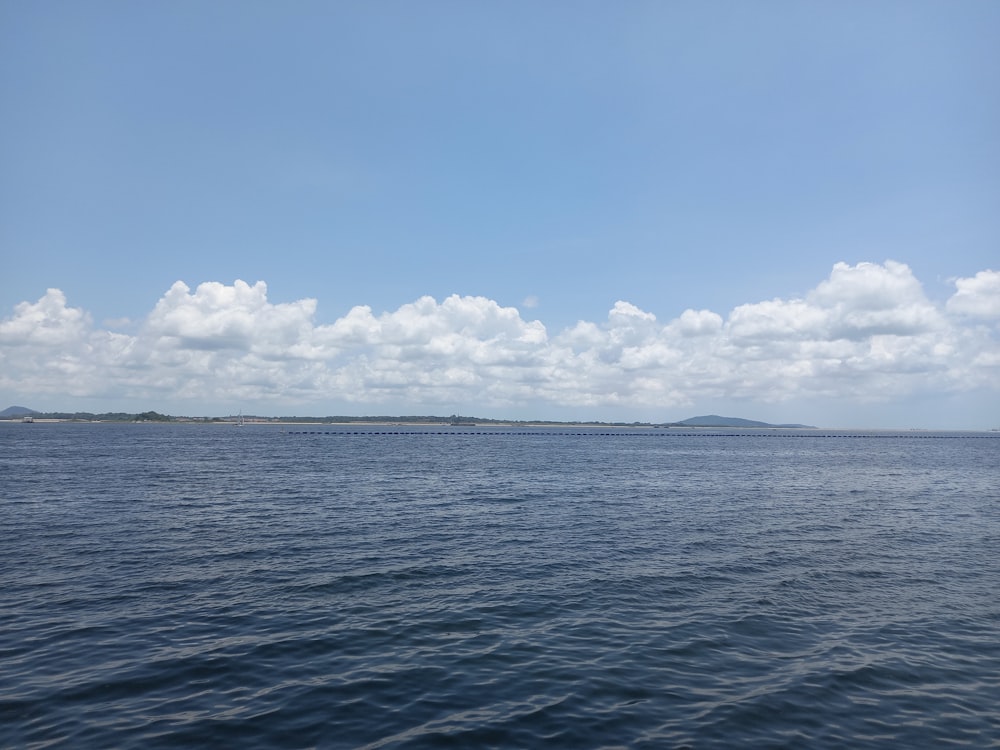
[2,262,998,421]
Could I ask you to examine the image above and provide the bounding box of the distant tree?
[135,411,171,422]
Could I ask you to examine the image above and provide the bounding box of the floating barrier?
[282,430,994,439]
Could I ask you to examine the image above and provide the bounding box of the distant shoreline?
[4,407,997,432]
[4,418,997,434]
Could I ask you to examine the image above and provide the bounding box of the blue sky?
[2,1,998,427]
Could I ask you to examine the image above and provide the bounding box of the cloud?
[1,262,998,414]
[146,280,318,355]
[808,260,943,339]
[946,269,1000,319]
[0,289,133,397]
[0,288,91,346]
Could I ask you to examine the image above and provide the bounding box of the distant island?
[3,405,814,428]
[664,415,816,429]
[1,406,173,422]
[0,405,38,418]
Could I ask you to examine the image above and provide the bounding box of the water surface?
[2,424,998,747]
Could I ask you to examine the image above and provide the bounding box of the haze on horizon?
[1,3,998,430]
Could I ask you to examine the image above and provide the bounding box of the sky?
[1,1,998,428]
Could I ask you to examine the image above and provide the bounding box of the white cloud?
[146,280,318,356]
[0,288,91,346]
[1,262,998,418]
[0,289,133,397]
[807,260,943,339]
[946,269,1000,319]
[669,309,723,337]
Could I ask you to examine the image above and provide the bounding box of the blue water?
[2,423,999,748]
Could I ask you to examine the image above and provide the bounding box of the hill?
[672,414,815,428]
[1,406,39,418]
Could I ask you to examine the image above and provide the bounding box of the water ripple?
[1,424,998,748]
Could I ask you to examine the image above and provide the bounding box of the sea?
[2,422,998,749]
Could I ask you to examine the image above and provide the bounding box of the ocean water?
[1,423,998,749]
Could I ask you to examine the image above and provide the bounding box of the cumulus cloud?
[946,269,1000,319]
[1,262,998,413]
[0,288,91,346]
[807,260,943,339]
[146,280,318,355]
[0,289,133,397]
